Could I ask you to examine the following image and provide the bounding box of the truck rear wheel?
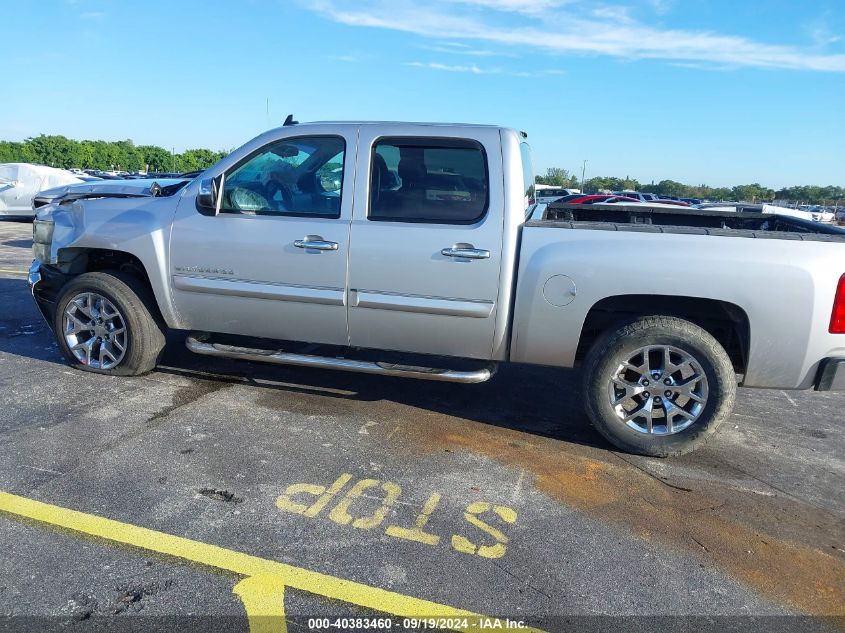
[53,271,165,376]
[583,316,736,457]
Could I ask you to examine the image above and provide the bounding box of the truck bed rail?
[534,204,845,242]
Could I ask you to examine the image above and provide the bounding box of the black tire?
[53,271,165,376]
[583,316,736,457]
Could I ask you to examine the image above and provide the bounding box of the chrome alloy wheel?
[607,345,709,435]
[63,292,128,369]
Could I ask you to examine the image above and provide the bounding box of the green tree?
[643,179,687,197]
[26,135,80,168]
[583,176,636,193]
[178,148,226,172]
[137,145,174,172]
[535,167,579,188]
[732,183,774,203]
[0,141,35,163]
[0,135,228,173]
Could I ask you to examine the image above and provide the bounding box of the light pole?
[172,147,176,174]
[581,160,588,192]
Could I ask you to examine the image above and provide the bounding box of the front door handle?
[441,244,490,260]
[294,235,338,251]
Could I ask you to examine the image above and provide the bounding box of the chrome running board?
[185,334,495,384]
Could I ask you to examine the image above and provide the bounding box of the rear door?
[347,126,505,359]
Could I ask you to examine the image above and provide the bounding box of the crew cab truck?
[29,121,845,456]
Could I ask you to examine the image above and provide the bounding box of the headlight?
[32,219,54,262]
[33,218,54,245]
[32,242,50,262]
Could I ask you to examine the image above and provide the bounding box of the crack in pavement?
[13,378,235,493]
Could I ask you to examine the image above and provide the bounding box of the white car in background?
[698,202,835,223]
[766,204,835,223]
[535,185,580,204]
[0,163,84,219]
[613,190,660,203]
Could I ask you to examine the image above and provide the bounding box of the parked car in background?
[564,195,640,205]
[620,201,699,209]
[549,193,590,204]
[0,163,83,219]
[800,206,837,223]
[84,170,124,180]
[680,197,702,205]
[645,199,691,207]
[535,186,581,204]
[613,190,659,202]
[772,205,835,223]
[697,202,835,223]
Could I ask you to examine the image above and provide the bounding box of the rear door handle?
[294,235,338,251]
[441,244,490,260]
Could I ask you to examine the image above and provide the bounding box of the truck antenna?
[283,114,298,126]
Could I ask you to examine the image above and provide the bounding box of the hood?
[34,178,189,208]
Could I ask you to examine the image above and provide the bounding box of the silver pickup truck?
[28,120,845,456]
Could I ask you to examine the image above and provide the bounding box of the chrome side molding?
[185,334,496,384]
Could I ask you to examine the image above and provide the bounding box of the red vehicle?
[650,199,692,207]
[564,194,641,205]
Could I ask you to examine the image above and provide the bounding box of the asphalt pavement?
[0,219,842,632]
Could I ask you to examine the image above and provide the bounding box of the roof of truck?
[307,121,504,128]
[262,121,517,137]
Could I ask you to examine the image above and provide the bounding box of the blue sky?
[3,0,844,187]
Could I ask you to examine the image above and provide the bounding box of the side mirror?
[197,174,225,215]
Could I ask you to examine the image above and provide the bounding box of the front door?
[347,126,505,359]
[170,131,354,345]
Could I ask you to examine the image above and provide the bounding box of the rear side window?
[369,137,488,224]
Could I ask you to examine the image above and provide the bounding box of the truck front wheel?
[583,316,736,457]
[53,271,165,376]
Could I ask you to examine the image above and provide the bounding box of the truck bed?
[532,203,845,242]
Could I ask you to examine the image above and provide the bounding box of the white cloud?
[447,0,574,15]
[406,61,566,77]
[590,6,632,22]
[419,43,515,57]
[327,53,370,62]
[647,0,674,15]
[407,61,491,73]
[308,0,845,72]
[803,15,843,48]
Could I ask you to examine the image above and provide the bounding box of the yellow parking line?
[0,491,545,632]
[0,268,26,275]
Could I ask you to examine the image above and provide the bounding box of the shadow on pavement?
[156,329,606,451]
[0,274,607,451]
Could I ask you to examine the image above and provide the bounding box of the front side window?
[369,137,488,224]
[220,136,345,217]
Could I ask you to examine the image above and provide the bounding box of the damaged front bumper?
[28,259,69,329]
[27,259,41,294]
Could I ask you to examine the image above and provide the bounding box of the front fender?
[45,196,183,329]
